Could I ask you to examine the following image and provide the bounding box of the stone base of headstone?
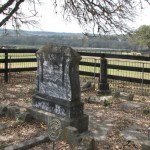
[97,83,111,95]
[32,94,85,119]
[28,107,89,133]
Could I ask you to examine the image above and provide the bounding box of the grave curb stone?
[1,134,49,150]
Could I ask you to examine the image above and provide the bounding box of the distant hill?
[0,28,138,50]
[0,28,82,37]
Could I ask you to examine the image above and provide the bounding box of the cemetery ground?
[0,81,150,150]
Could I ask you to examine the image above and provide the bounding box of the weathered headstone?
[97,55,110,95]
[28,45,89,134]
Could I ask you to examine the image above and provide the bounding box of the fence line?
[0,48,150,95]
[0,49,37,82]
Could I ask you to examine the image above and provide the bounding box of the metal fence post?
[4,50,8,83]
[97,53,110,95]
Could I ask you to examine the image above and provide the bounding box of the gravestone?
[28,45,89,133]
[97,54,110,95]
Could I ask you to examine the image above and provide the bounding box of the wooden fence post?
[4,50,8,83]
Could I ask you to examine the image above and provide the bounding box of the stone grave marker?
[28,45,89,135]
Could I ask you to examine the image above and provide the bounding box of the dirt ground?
[0,82,150,149]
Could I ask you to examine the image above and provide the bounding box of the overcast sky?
[21,2,83,33]
[5,1,150,33]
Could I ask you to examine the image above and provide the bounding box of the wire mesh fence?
[80,57,150,95]
[0,53,37,83]
[0,51,150,95]
[80,56,100,86]
[107,59,150,95]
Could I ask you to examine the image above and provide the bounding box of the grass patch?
[143,107,150,115]
[0,144,7,149]
[103,99,112,107]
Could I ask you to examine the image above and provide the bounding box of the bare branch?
[52,0,150,34]
[0,0,25,27]
[0,0,150,34]
[0,0,16,13]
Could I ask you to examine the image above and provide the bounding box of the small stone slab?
[0,124,12,130]
[1,134,49,150]
[89,119,114,141]
[120,102,144,112]
[115,92,134,101]
[120,125,150,150]
[81,81,95,92]
[88,95,113,105]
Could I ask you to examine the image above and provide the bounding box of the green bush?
[103,99,112,107]
[0,144,7,149]
[143,107,150,115]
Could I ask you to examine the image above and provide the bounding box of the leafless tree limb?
[52,0,150,34]
[0,0,40,30]
[0,0,150,34]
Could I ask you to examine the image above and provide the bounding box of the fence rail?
[0,49,37,82]
[0,48,150,95]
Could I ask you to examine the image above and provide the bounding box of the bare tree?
[0,0,150,34]
[55,0,150,34]
[0,0,39,30]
